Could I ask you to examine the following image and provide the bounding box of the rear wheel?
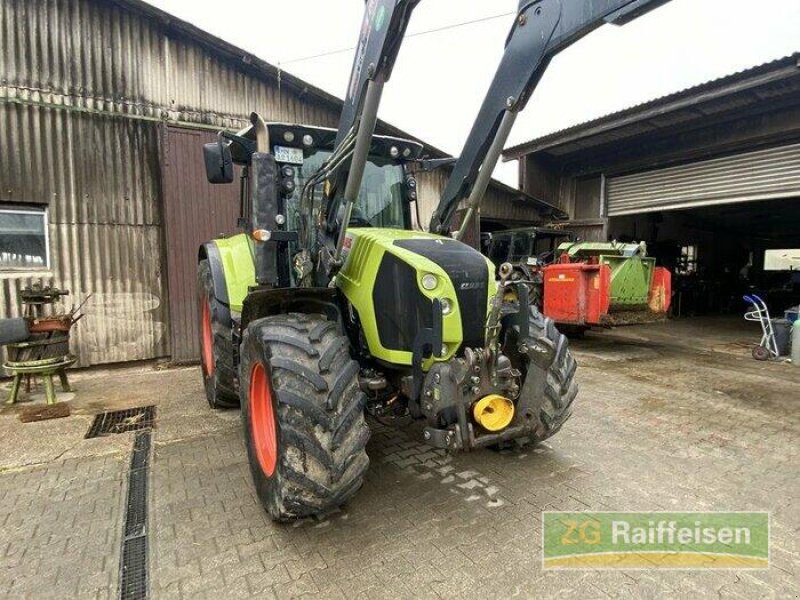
[504,306,578,445]
[197,260,239,409]
[240,313,370,521]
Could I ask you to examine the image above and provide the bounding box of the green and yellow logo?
[543,512,769,569]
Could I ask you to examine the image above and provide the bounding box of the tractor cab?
[205,122,424,233]
[486,227,575,271]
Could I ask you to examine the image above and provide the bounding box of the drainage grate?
[85,406,156,439]
[120,536,147,600]
[119,431,151,600]
[124,436,150,539]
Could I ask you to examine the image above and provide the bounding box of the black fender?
[241,287,344,332]
[199,243,230,307]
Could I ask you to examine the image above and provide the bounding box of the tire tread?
[240,313,369,521]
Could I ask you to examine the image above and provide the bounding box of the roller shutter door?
[607,142,800,216]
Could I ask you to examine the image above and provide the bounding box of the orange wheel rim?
[249,363,277,477]
[200,301,215,376]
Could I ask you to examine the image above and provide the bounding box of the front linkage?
[412,270,573,451]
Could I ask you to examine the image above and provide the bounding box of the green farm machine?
[485,228,672,331]
[197,0,671,519]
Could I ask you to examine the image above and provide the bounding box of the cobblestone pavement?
[0,454,126,598]
[1,319,798,599]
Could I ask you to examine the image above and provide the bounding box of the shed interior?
[609,197,800,319]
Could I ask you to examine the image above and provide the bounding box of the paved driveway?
[1,320,798,598]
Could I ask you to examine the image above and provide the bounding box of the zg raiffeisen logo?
[542,512,769,569]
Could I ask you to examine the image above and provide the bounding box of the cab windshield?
[287,150,407,231]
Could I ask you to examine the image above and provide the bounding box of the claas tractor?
[485,228,672,332]
[197,0,672,520]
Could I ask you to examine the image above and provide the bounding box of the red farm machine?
[485,227,672,332]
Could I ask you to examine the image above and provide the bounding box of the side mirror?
[203,141,234,184]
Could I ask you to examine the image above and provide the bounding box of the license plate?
[273,145,304,165]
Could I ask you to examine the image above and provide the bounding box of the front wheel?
[239,313,370,521]
[504,306,578,444]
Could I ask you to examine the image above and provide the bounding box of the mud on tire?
[239,313,370,521]
[198,260,239,409]
[505,305,578,444]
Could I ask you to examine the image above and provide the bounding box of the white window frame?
[0,206,51,272]
[763,248,800,272]
[677,244,698,275]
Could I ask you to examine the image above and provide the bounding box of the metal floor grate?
[85,406,156,439]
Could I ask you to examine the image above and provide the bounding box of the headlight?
[421,273,438,291]
[283,131,295,143]
[302,134,314,147]
[390,146,400,158]
[440,298,453,315]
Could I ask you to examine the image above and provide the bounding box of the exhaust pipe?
[472,394,515,432]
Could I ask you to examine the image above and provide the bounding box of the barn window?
[763,249,800,271]
[677,244,698,275]
[0,207,50,271]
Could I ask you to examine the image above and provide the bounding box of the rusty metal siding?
[0,0,341,368]
[1,0,341,130]
[414,170,448,229]
[161,127,240,362]
[415,169,544,230]
[0,102,168,368]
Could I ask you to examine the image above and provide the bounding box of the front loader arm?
[429,0,672,237]
[318,0,420,267]
[334,0,420,149]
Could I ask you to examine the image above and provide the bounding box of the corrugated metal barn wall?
[0,102,168,367]
[1,0,341,128]
[1,0,510,218]
[0,0,343,367]
[415,169,543,231]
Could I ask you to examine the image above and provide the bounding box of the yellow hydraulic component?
[472,394,515,432]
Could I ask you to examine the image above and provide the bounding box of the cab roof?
[239,122,425,162]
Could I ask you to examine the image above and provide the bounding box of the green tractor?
[197,0,670,520]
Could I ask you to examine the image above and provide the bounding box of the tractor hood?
[337,229,496,367]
